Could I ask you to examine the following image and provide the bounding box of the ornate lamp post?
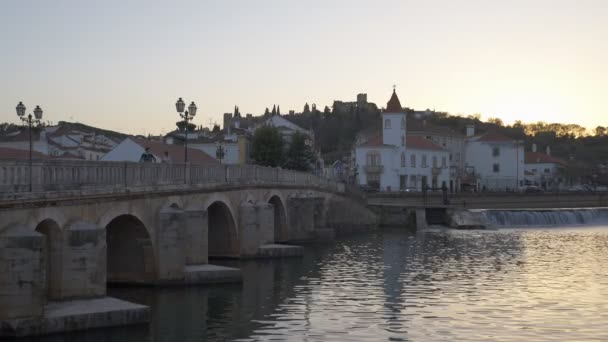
[215,141,225,164]
[175,98,197,163]
[16,102,43,192]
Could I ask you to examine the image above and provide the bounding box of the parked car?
[359,185,379,193]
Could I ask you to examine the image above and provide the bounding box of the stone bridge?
[0,160,376,337]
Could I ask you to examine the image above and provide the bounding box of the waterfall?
[476,208,608,228]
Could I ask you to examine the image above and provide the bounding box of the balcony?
[364,165,384,174]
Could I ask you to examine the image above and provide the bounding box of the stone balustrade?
[0,160,344,195]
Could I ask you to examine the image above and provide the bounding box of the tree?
[487,117,504,126]
[271,105,277,115]
[176,120,196,132]
[303,103,310,113]
[264,107,270,116]
[277,105,281,116]
[212,124,220,132]
[594,126,606,136]
[283,131,314,171]
[251,126,284,167]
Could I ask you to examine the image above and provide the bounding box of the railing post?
[123,162,128,189]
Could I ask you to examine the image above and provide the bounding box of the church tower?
[382,88,406,147]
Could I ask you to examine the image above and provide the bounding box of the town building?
[354,90,450,191]
[406,118,466,192]
[464,126,525,191]
[524,145,567,190]
[102,137,217,164]
[0,122,124,161]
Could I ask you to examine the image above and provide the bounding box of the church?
[354,89,451,192]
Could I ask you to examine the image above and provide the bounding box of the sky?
[1,0,606,135]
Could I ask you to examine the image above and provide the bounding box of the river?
[34,226,608,341]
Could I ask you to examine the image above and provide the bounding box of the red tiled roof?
[385,89,404,113]
[0,147,47,160]
[406,136,446,151]
[358,134,392,148]
[132,137,219,164]
[407,119,463,137]
[475,132,514,142]
[525,152,567,166]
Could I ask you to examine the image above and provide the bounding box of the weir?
[476,208,608,228]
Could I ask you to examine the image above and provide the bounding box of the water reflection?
[28,227,608,342]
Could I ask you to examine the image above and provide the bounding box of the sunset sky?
[1,0,606,135]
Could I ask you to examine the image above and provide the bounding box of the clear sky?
[1,0,606,135]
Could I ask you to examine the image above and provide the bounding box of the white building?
[354,90,450,192]
[524,145,567,190]
[102,137,217,164]
[255,114,314,146]
[407,118,466,192]
[464,126,525,191]
[0,122,123,161]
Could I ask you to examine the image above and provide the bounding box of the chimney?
[546,145,551,156]
[466,124,475,137]
[532,143,537,152]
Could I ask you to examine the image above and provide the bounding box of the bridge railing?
[0,160,344,194]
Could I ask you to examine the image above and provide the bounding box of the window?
[441,156,447,168]
[400,175,407,189]
[384,119,391,129]
[492,147,500,157]
[400,152,406,167]
[432,156,437,168]
[401,117,405,129]
[449,153,453,161]
[410,154,416,168]
[493,163,500,173]
[544,168,551,174]
[401,135,405,146]
[366,152,381,166]
[422,155,428,168]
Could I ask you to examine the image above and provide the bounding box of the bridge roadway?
[0,160,376,337]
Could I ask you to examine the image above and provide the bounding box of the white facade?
[465,135,525,191]
[524,151,567,190]
[354,90,450,192]
[189,142,239,164]
[102,138,151,162]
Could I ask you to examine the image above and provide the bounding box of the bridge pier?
[157,207,186,283]
[183,209,208,265]
[0,224,148,337]
[0,226,45,321]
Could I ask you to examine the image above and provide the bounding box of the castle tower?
[382,88,406,147]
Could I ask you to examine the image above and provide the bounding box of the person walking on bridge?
[139,147,157,163]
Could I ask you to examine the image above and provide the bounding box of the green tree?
[594,126,606,136]
[251,126,284,167]
[283,131,314,171]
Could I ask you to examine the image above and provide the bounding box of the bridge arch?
[206,201,239,258]
[105,214,156,284]
[35,219,63,300]
[268,195,288,242]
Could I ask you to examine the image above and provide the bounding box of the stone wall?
[326,195,379,235]
[368,192,608,209]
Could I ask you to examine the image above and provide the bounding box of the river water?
[39,226,608,342]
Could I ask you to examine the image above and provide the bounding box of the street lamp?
[16,102,43,192]
[175,98,197,163]
[215,141,225,164]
